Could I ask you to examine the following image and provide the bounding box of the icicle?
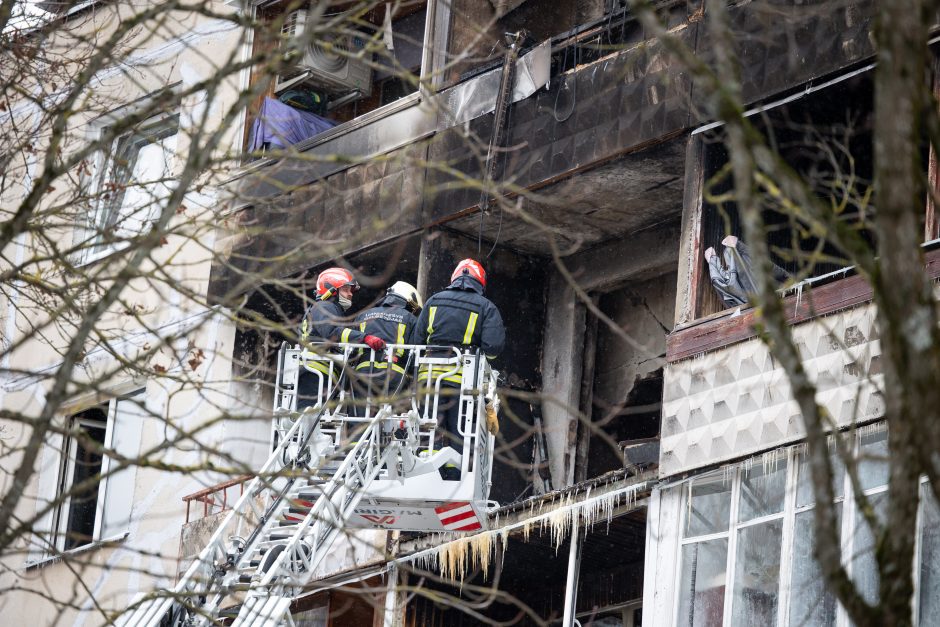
[795,282,803,312]
[415,482,652,581]
[857,421,887,439]
[435,529,505,584]
[722,463,736,484]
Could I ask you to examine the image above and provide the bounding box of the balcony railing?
[181,475,252,524]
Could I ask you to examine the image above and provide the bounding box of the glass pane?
[789,507,841,627]
[796,449,845,508]
[730,519,783,626]
[678,539,728,627]
[739,462,787,521]
[919,484,940,624]
[850,491,887,605]
[64,410,107,551]
[686,477,733,537]
[857,429,888,491]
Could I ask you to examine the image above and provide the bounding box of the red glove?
[364,335,386,351]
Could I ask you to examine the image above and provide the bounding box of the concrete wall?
[661,302,884,477]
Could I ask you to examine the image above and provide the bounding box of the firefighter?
[353,280,423,405]
[410,259,505,479]
[297,267,386,411]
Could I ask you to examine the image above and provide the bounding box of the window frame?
[670,426,931,627]
[80,105,180,265]
[42,387,146,560]
[681,60,940,328]
[55,409,108,552]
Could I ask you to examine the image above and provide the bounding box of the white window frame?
[80,104,180,265]
[30,387,147,563]
[670,425,933,627]
[55,409,109,552]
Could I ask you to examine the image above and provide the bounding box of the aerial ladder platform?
[119,343,499,626]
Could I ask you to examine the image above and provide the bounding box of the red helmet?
[451,259,486,287]
[315,267,359,299]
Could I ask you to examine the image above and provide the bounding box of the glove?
[364,335,386,351]
[485,401,499,435]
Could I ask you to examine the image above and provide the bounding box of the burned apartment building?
[163,0,939,625]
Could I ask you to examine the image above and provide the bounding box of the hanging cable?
[478,31,526,254]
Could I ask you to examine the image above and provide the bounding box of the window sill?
[74,242,131,268]
[667,246,940,361]
[24,532,129,571]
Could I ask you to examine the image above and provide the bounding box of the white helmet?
[387,280,423,314]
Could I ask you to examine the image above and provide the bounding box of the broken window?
[86,110,179,261]
[47,390,146,555]
[579,272,674,481]
[695,72,880,317]
[244,1,428,154]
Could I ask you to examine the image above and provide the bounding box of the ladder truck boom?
[119,343,499,626]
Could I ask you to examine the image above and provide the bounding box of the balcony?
[660,247,940,477]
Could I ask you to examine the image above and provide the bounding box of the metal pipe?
[562,517,583,627]
[382,564,400,627]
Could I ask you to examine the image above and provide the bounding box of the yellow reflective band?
[355,361,406,375]
[395,323,406,357]
[341,328,352,343]
[303,359,337,379]
[462,312,478,345]
[360,322,366,332]
[417,365,464,385]
[427,306,437,339]
[301,318,309,342]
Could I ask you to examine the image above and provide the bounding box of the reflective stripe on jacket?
[354,295,418,355]
[409,275,505,360]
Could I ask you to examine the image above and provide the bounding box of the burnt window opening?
[244,1,428,155]
[578,273,674,482]
[696,71,885,318]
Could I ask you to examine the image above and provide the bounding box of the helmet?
[451,259,486,288]
[315,267,359,300]
[387,280,423,314]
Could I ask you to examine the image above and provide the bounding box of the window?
[672,426,938,626]
[49,389,146,555]
[695,72,880,318]
[244,1,428,154]
[87,111,179,258]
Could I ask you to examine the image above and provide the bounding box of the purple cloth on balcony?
[248,97,336,152]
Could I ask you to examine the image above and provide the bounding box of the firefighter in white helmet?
[353,280,424,400]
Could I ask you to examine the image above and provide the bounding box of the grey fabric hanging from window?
[706,237,790,308]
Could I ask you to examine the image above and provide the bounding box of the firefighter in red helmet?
[297,267,386,410]
[300,267,386,350]
[410,259,505,479]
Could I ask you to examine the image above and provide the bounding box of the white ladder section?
[120,404,394,627]
[119,344,500,626]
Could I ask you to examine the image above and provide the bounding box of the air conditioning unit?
[275,9,373,97]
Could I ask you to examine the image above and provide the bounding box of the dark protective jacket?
[300,297,368,346]
[354,294,419,348]
[410,275,505,360]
